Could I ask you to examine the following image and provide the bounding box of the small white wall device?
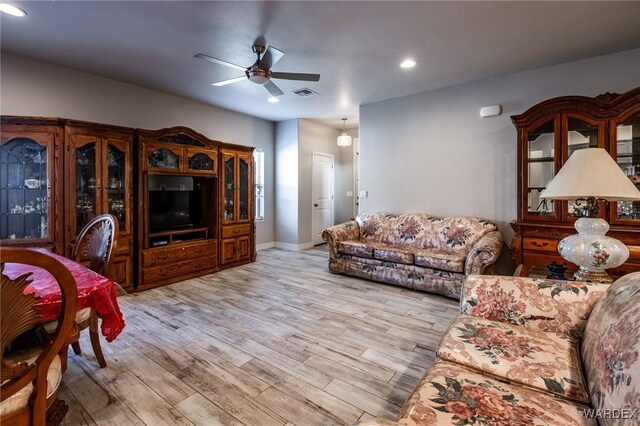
[480,105,502,118]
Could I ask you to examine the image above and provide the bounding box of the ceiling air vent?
[292,88,318,97]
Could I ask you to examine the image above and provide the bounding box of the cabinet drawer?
[142,240,216,267]
[143,256,216,283]
[222,224,251,239]
[523,238,558,253]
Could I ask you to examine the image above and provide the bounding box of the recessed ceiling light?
[400,59,416,69]
[267,97,279,103]
[0,3,27,17]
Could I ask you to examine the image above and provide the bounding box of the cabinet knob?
[314,203,319,207]
[531,241,549,247]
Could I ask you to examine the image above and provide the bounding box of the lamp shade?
[540,148,640,201]
[337,132,352,147]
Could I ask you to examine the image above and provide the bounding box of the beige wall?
[0,52,276,245]
[337,128,358,223]
[274,119,299,245]
[298,119,342,246]
[274,119,355,247]
[360,48,640,273]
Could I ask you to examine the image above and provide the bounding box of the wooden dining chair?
[1,247,78,426]
[43,214,118,369]
[69,214,119,368]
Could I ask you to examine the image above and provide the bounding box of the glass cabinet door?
[75,142,99,233]
[564,115,605,219]
[147,147,180,170]
[0,138,49,240]
[223,154,235,222]
[106,143,126,229]
[238,155,249,221]
[612,113,640,224]
[525,119,558,219]
[186,149,215,173]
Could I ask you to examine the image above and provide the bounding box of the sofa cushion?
[435,217,498,251]
[437,316,589,404]
[461,275,609,340]
[397,362,594,426]
[373,247,414,265]
[338,240,374,258]
[356,213,398,243]
[581,272,640,421]
[414,248,466,273]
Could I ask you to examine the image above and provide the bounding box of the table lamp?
[540,148,640,283]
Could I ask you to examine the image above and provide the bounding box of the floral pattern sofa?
[358,272,640,426]
[321,213,503,299]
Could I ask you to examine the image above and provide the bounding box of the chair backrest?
[1,248,78,425]
[73,214,119,276]
[581,272,640,423]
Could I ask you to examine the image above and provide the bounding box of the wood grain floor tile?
[60,247,457,425]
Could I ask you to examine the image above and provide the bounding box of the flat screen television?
[149,190,203,232]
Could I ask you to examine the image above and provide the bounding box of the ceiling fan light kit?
[196,44,320,99]
[0,3,27,17]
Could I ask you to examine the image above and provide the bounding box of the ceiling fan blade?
[264,80,284,97]
[259,46,284,71]
[271,72,321,82]
[195,53,246,71]
[211,76,247,87]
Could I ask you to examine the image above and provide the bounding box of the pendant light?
[337,118,352,147]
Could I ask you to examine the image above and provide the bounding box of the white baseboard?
[256,242,276,251]
[274,242,315,251]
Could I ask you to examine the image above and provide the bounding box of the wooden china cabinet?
[510,87,640,276]
[0,117,64,253]
[136,127,220,291]
[2,116,258,291]
[64,121,134,291]
[219,147,255,267]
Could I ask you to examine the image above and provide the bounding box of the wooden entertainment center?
[1,118,255,292]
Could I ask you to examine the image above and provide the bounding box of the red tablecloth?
[3,248,125,342]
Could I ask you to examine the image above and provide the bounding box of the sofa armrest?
[460,275,609,339]
[464,230,503,275]
[321,220,360,258]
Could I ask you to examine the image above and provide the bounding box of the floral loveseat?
[321,213,502,299]
[359,272,640,426]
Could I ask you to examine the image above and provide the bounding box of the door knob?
[314,203,319,207]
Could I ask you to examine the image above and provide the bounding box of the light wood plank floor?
[60,247,458,426]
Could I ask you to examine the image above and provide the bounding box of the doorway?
[312,152,334,245]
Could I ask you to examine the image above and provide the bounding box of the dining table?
[2,248,126,342]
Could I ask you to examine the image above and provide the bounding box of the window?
[254,149,264,221]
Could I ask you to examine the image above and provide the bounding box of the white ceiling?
[2,1,640,129]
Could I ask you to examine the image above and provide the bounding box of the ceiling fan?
[195,45,320,97]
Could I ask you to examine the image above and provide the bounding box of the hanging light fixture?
[337,118,352,147]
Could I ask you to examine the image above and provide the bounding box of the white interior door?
[312,152,334,245]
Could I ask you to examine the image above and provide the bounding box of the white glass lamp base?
[558,218,629,284]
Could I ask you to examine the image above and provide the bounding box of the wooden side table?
[513,264,572,280]
[514,264,621,282]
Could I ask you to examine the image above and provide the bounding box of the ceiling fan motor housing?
[246,66,271,85]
